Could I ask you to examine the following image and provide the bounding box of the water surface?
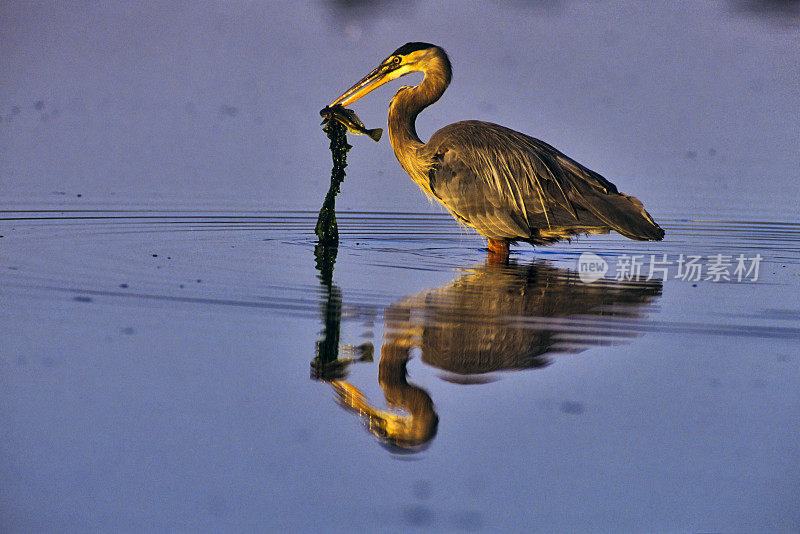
[2,207,798,531]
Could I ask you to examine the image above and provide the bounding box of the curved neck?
[388,58,450,181]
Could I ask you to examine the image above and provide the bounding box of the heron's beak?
[330,63,397,107]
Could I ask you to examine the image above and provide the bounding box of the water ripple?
[1,209,798,344]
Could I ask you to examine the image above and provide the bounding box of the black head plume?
[392,42,438,56]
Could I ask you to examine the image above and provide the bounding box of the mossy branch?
[315,119,351,244]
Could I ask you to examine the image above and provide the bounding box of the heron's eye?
[392,56,401,65]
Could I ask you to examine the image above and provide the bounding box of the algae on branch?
[315,117,351,244]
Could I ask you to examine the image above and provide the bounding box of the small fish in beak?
[320,105,383,142]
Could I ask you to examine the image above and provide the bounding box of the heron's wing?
[427,148,532,240]
[425,121,663,241]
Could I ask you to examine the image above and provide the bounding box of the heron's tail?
[582,191,665,241]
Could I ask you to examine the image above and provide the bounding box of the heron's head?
[330,42,451,107]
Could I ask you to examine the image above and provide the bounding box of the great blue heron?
[329,42,665,260]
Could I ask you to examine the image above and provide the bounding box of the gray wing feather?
[428,148,531,240]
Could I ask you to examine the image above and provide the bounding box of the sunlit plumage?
[330,42,664,259]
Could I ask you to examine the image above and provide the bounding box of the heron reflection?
[314,259,662,452]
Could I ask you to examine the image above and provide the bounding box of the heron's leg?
[487,239,509,264]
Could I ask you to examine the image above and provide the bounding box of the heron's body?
[330,43,664,257]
